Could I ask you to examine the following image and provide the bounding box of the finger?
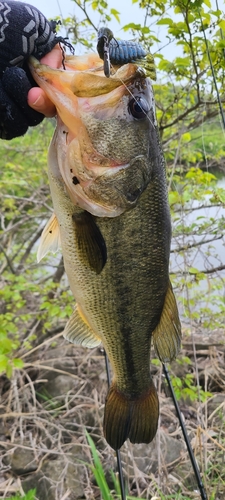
[40,44,63,68]
[28,87,56,117]
[27,45,62,116]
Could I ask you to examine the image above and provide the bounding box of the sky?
[21,0,170,56]
[20,0,225,71]
[23,0,145,37]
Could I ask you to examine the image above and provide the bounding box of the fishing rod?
[163,364,208,500]
[98,28,210,500]
[104,351,126,500]
[104,349,208,500]
[198,8,225,130]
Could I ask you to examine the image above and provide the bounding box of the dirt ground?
[0,326,225,499]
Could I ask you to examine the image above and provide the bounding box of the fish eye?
[128,96,149,119]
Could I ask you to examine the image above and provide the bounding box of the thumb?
[28,87,56,117]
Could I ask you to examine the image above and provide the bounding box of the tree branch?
[171,263,225,276]
[171,235,223,253]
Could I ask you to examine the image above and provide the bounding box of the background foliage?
[0,0,225,498]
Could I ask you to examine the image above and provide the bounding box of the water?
[170,174,225,326]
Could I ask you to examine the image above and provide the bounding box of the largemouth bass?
[30,53,181,450]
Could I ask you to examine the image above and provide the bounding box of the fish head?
[29,55,157,217]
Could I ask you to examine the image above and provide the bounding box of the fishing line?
[102,50,208,500]
[110,63,157,130]
[215,0,225,59]
[61,27,211,497]
[198,9,225,130]
[163,363,208,500]
[103,350,127,500]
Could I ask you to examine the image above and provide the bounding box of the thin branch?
[173,203,224,213]
[160,101,201,132]
[16,227,44,272]
[0,244,16,274]
[171,235,223,253]
[171,263,225,276]
[73,0,98,32]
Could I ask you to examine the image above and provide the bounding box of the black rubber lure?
[97,27,147,78]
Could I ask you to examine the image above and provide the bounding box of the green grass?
[7,490,36,500]
[86,431,202,499]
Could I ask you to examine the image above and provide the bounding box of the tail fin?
[103,381,159,450]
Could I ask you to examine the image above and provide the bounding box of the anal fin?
[63,304,102,348]
[37,213,61,262]
[152,281,181,363]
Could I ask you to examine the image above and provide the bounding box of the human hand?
[27,45,62,118]
[0,1,73,139]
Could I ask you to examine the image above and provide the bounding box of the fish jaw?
[29,57,156,217]
[51,118,131,217]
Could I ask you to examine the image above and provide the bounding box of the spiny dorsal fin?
[63,304,102,348]
[152,282,182,363]
[37,213,61,263]
[73,211,107,274]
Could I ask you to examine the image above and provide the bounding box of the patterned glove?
[0,1,73,139]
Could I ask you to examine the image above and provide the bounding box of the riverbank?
[1,324,225,499]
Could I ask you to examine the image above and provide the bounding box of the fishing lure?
[97,27,114,78]
[97,27,156,80]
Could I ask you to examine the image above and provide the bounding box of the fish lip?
[29,56,144,100]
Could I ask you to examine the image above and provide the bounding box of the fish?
[30,52,181,450]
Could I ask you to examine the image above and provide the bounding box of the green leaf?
[0,355,8,373]
[110,8,120,23]
[182,132,191,142]
[13,358,24,369]
[157,18,173,25]
[122,22,141,32]
[169,191,181,206]
[91,1,98,10]
[218,19,225,30]
[189,267,200,274]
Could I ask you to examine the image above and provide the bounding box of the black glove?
[0,1,73,140]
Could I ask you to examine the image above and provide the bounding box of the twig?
[21,331,64,358]
[170,263,225,276]
[73,0,98,32]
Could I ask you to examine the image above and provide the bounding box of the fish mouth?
[29,56,150,217]
[29,55,145,99]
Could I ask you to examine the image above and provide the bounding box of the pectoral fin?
[73,211,107,274]
[63,304,101,348]
[37,213,61,262]
[152,282,181,362]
